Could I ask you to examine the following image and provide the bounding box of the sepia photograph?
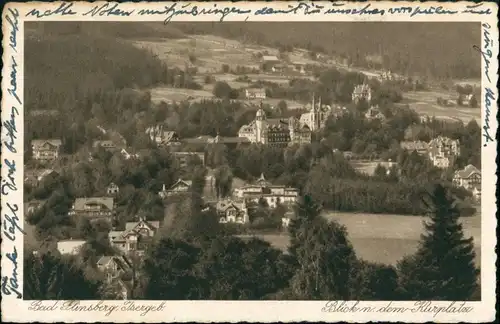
[22,20,483,301]
[1,2,497,322]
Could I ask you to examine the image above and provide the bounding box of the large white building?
[352,83,372,104]
[238,106,311,148]
[428,136,461,169]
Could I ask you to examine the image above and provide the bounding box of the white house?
[57,240,86,255]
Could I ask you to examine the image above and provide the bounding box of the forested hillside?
[25,22,178,113]
[173,22,481,80]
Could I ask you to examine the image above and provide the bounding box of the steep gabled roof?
[32,139,62,149]
[455,164,481,179]
[125,218,160,232]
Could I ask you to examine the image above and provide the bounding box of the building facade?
[109,217,160,255]
[93,140,117,152]
[238,106,312,147]
[158,179,192,199]
[428,136,461,169]
[245,88,266,99]
[107,183,120,195]
[57,240,86,255]
[453,164,481,191]
[216,199,249,224]
[400,141,429,155]
[352,83,372,104]
[31,139,62,162]
[233,174,299,208]
[69,197,115,222]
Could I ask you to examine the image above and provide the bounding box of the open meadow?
[130,34,277,73]
[402,90,481,122]
[244,211,481,266]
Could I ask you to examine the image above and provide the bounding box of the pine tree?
[288,195,322,259]
[397,184,479,300]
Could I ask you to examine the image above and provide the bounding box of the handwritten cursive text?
[3,203,25,241]
[1,247,22,299]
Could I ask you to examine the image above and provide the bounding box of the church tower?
[311,94,316,132]
[255,103,267,144]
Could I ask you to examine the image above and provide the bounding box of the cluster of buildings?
[237,107,311,148]
[213,173,299,224]
[237,96,347,148]
[400,136,461,169]
[400,136,480,200]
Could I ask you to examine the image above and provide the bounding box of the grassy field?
[130,34,277,73]
[149,87,214,104]
[402,90,481,122]
[249,211,481,266]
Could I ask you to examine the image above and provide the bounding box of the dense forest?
[172,21,481,80]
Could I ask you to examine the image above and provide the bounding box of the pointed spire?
[162,184,166,191]
[258,173,266,181]
[312,93,315,111]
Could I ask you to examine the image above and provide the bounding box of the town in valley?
[23,22,482,301]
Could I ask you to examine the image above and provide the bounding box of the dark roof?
[455,164,481,179]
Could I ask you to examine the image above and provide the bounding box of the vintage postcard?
[1,1,498,322]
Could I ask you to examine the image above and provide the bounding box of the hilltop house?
[352,84,372,104]
[69,197,115,222]
[245,88,267,100]
[158,179,192,199]
[109,217,160,255]
[216,199,249,224]
[57,240,86,255]
[233,173,299,208]
[453,164,481,191]
[31,139,62,162]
